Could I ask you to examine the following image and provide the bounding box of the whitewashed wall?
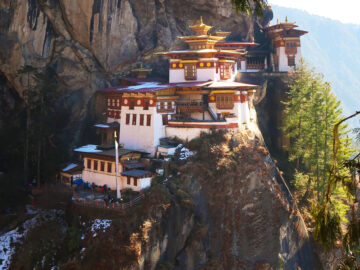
[119,106,165,155]
[140,177,151,189]
[166,126,207,141]
[277,47,289,72]
[82,170,119,189]
[169,68,218,83]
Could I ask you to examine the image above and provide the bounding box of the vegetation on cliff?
[0,65,70,212]
[282,62,354,221]
[282,62,360,267]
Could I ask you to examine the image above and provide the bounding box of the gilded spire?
[285,16,288,23]
[276,18,279,24]
[189,17,213,36]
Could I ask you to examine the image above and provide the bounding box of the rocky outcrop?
[62,129,321,270]
[0,1,324,269]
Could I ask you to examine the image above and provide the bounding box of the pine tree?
[282,60,355,212]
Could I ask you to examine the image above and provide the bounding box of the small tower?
[265,17,308,72]
[132,63,152,79]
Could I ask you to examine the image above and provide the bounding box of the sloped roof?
[100,81,211,94]
[121,170,150,178]
[74,144,144,157]
[94,122,119,129]
[61,163,83,174]
[204,81,258,90]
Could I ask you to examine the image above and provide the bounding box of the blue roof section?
[121,170,150,178]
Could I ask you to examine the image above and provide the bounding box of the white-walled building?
[266,18,307,72]
[72,17,307,191]
[74,144,151,192]
[100,18,259,154]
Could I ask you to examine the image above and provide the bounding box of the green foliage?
[282,60,354,201]
[282,61,360,257]
[283,60,354,200]
[14,65,70,186]
[312,203,342,251]
[292,170,311,200]
[0,173,28,212]
[64,215,81,254]
[343,219,360,254]
[231,0,267,16]
[336,255,360,270]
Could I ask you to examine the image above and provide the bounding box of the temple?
[72,17,307,191]
[266,17,308,72]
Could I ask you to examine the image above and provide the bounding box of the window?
[94,160,98,171]
[129,98,135,110]
[134,178,138,186]
[162,115,168,125]
[87,159,91,169]
[216,95,234,109]
[127,177,130,185]
[288,56,295,67]
[226,64,231,78]
[184,64,196,80]
[112,99,115,107]
[100,162,105,172]
[160,102,165,110]
[167,102,172,110]
[140,114,144,126]
[146,115,151,126]
[116,99,120,107]
[219,64,231,80]
[143,100,149,110]
[107,99,111,106]
[132,114,137,125]
[126,114,130,125]
[107,162,112,173]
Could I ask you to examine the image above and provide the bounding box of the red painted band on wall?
[167,122,238,129]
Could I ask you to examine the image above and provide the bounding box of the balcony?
[176,100,207,113]
[157,107,175,113]
[285,47,297,55]
[246,63,265,70]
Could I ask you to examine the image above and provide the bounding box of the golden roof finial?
[285,16,288,23]
[276,18,279,24]
[200,16,203,25]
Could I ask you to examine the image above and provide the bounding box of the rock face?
[0,0,270,145]
[61,129,321,270]
[0,1,323,269]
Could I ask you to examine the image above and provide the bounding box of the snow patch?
[94,124,110,128]
[62,163,77,172]
[25,205,38,215]
[178,146,195,160]
[90,219,112,237]
[0,209,64,270]
[126,82,162,90]
[74,144,102,153]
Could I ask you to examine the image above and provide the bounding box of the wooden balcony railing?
[176,100,207,112]
[285,47,297,55]
[246,63,265,70]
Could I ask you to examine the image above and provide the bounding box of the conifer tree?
[282,60,354,212]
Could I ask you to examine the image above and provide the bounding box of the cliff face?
[0,1,323,269]
[9,129,321,270]
[0,0,270,145]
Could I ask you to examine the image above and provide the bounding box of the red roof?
[99,81,211,94]
[215,42,259,47]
